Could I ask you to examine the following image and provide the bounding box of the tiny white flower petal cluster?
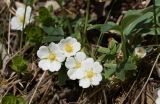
[156,89,160,104]
[134,47,146,58]
[11,6,33,31]
[37,37,103,88]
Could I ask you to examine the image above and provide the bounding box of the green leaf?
[2,95,26,104]
[123,63,137,71]
[108,38,117,49]
[25,26,45,44]
[2,95,17,104]
[115,59,137,81]
[98,46,110,54]
[155,0,160,6]
[43,26,64,36]
[37,7,53,26]
[87,24,103,30]
[97,54,106,61]
[42,26,64,42]
[100,22,121,33]
[11,55,27,73]
[109,38,118,55]
[42,36,63,43]
[103,63,117,79]
[116,70,126,81]
[17,97,26,104]
[121,11,153,35]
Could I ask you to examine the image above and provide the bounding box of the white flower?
[58,37,81,57]
[156,97,160,104]
[134,47,146,58]
[11,6,33,30]
[79,58,103,88]
[65,52,86,80]
[45,0,60,11]
[37,42,65,72]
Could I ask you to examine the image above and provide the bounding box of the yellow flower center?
[19,16,25,23]
[64,43,73,53]
[86,69,95,79]
[48,53,56,61]
[75,62,81,69]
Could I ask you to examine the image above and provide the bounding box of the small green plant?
[11,55,28,73]
[2,94,26,104]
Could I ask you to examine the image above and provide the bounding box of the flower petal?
[67,69,77,80]
[93,62,103,73]
[16,6,32,17]
[75,69,85,79]
[75,52,86,62]
[56,52,65,62]
[26,6,32,16]
[49,61,61,72]
[83,58,94,70]
[64,52,73,57]
[38,59,50,71]
[11,16,22,30]
[65,57,76,69]
[49,42,60,53]
[66,37,77,43]
[37,46,50,59]
[91,74,102,86]
[58,37,81,57]
[16,7,25,16]
[67,69,85,80]
[79,78,91,88]
[156,97,160,104]
[73,42,81,53]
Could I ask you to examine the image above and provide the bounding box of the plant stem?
[83,0,90,36]
[81,0,90,45]
[121,32,128,61]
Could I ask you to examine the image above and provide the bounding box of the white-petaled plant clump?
[11,6,33,30]
[37,37,103,88]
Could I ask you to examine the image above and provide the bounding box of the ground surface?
[0,0,160,104]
